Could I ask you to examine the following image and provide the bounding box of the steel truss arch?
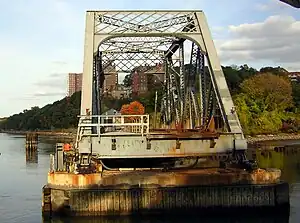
[77,10,248,165]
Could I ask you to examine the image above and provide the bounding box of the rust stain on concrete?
[47,168,281,189]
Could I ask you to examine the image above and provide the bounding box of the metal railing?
[77,114,150,139]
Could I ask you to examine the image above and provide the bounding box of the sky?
[0,0,299,117]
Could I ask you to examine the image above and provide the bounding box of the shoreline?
[246,133,300,144]
[1,130,300,144]
[0,130,75,139]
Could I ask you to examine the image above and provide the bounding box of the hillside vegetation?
[1,65,300,135]
[0,92,81,131]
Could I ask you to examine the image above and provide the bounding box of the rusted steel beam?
[147,134,218,140]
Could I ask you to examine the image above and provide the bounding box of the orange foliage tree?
[120,101,145,115]
[120,104,130,115]
[120,101,145,123]
[128,101,145,115]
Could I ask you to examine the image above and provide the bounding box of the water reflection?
[24,135,59,164]
[38,136,63,155]
[26,150,38,163]
[1,134,300,223]
[44,214,289,223]
[41,141,299,223]
[247,145,300,185]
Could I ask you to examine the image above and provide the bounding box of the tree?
[259,66,288,76]
[222,66,242,93]
[222,64,258,94]
[120,101,145,115]
[259,66,290,83]
[129,101,145,115]
[120,104,130,115]
[292,82,300,108]
[238,64,257,80]
[234,72,294,135]
[234,93,286,135]
[123,73,132,87]
[0,91,81,131]
[240,72,293,111]
[2,65,299,136]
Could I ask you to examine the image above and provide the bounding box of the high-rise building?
[132,70,148,95]
[68,64,118,97]
[131,63,164,95]
[68,73,82,96]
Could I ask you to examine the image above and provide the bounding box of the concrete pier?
[42,168,289,217]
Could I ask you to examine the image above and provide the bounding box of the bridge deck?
[86,130,219,139]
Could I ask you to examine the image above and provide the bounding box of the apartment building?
[131,63,165,95]
[68,73,82,96]
[67,64,118,97]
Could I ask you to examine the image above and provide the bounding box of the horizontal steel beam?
[89,10,203,13]
[77,134,247,157]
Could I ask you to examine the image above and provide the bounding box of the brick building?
[68,73,82,96]
[131,64,165,95]
[132,70,148,95]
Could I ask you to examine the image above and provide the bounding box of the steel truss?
[92,30,225,131]
[81,10,243,134]
[95,36,216,130]
[75,11,249,169]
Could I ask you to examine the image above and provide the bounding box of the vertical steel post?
[179,42,185,120]
[154,90,158,129]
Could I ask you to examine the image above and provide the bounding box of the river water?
[0,133,299,223]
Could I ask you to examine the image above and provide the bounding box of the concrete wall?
[43,182,289,217]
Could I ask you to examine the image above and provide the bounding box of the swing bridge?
[64,10,257,171]
[42,5,296,217]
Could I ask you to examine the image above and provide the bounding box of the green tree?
[0,92,81,131]
[222,66,242,93]
[222,64,257,94]
[238,64,257,80]
[123,73,132,87]
[234,72,293,135]
[292,82,300,108]
[259,66,288,76]
[240,72,293,111]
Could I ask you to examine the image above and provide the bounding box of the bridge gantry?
[75,10,255,171]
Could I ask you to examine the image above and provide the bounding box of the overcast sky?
[0,0,299,117]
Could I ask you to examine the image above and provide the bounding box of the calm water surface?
[0,133,300,223]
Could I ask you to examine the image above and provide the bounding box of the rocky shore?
[246,133,300,144]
